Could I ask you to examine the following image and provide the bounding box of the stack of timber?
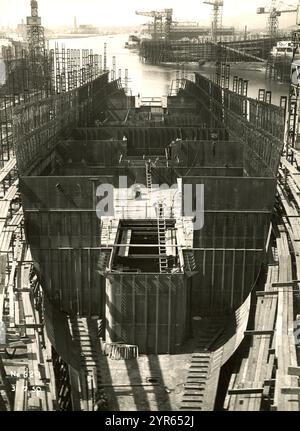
[224,152,300,411]
[225,248,279,410]
[0,158,57,411]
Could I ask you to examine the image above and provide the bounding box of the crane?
[203,0,224,42]
[135,9,173,40]
[257,1,300,38]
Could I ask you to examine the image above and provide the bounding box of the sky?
[0,0,298,29]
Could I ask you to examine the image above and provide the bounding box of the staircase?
[180,351,211,411]
[180,320,226,411]
[69,317,103,411]
[184,250,197,272]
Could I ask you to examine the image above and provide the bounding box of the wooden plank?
[15,323,43,329]
[249,298,271,410]
[224,372,236,410]
[43,336,57,410]
[244,330,274,336]
[14,378,27,411]
[226,259,279,411]
[8,261,17,326]
[231,358,248,410]
[281,387,300,395]
[0,158,16,184]
[0,254,7,321]
[272,281,300,287]
[256,291,278,296]
[263,353,275,398]
[68,366,81,411]
[280,157,299,175]
[274,233,299,411]
[228,388,264,395]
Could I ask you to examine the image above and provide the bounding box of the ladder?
[146,160,168,272]
[157,201,168,273]
[145,161,152,189]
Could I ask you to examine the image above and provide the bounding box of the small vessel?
[124,34,141,49]
[270,40,294,57]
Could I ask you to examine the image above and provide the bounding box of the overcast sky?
[0,0,298,29]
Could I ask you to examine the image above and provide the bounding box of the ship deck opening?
[112,220,179,274]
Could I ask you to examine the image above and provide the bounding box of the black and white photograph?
[0,0,300,418]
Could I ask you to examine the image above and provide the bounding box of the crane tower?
[257,1,299,38]
[135,9,173,40]
[26,0,45,54]
[203,0,224,42]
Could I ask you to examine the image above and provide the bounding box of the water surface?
[49,34,289,105]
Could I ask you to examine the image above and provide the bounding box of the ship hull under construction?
[13,70,285,410]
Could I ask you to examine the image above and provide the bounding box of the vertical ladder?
[157,201,168,273]
[145,162,152,189]
[146,161,168,272]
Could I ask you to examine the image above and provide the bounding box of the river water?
[49,34,290,105]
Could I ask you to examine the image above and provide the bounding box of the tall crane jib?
[135,9,173,40]
[203,0,224,42]
[257,0,299,38]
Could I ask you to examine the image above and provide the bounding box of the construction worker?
[93,389,108,411]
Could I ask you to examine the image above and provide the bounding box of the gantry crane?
[257,1,300,38]
[135,9,173,40]
[203,0,224,42]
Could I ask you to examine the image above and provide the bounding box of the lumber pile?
[0,158,57,411]
[225,154,300,411]
[225,262,279,410]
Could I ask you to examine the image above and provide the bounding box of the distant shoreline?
[48,33,126,40]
